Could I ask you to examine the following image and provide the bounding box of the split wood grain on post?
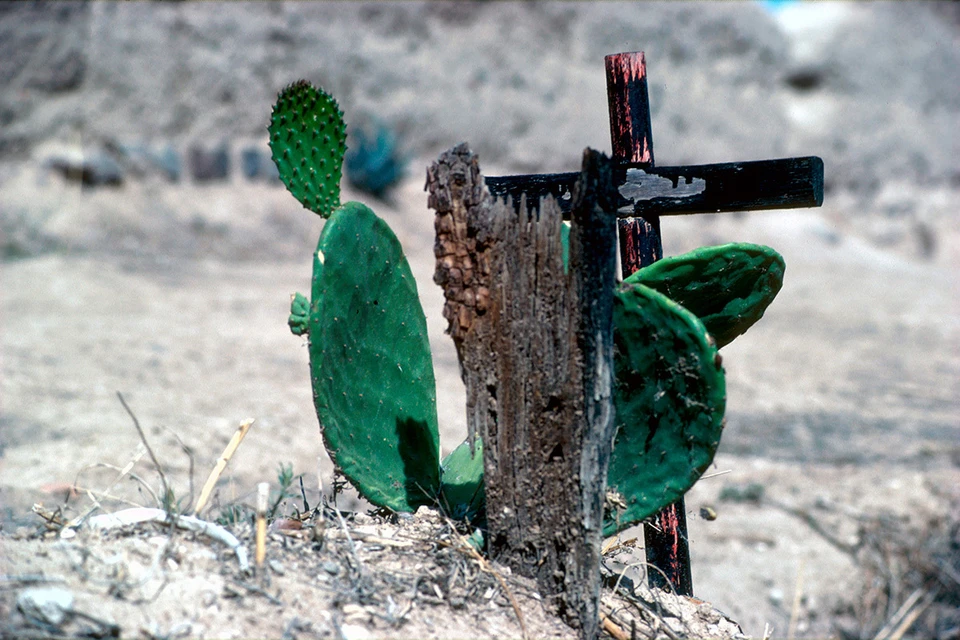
[427,143,619,640]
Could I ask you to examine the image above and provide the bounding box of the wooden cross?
[485,51,824,597]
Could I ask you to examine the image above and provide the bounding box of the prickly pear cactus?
[275,81,440,512]
[289,201,441,512]
[625,243,785,348]
[604,283,726,536]
[269,80,347,218]
[440,438,485,522]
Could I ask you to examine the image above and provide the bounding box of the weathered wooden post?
[427,144,620,638]
[484,51,823,598]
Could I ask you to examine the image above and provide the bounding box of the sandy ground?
[2,169,958,638]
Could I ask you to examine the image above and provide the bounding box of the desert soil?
[2,2,959,639]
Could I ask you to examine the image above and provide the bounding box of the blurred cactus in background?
[345,120,408,198]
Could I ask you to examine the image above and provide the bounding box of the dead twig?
[614,585,683,640]
[0,575,66,585]
[117,391,172,508]
[873,587,936,640]
[69,482,153,510]
[192,418,254,516]
[256,482,269,568]
[885,589,936,640]
[787,558,806,640]
[230,578,283,605]
[331,505,362,570]
[768,498,857,557]
[599,609,631,640]
[441,517,528,640]
[163,425,196,510]
[87,507,250,572]
[601,536,639,556]
[31,504,66,529]
[67,447,150,527]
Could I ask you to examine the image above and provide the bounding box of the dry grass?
[1,406,750,639]
[839,503,960,640]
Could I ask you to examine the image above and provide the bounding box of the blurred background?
[1,2,958,638]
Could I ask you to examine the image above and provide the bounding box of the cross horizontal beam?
[485,155,823,218]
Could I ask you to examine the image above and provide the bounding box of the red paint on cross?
[605,52,654,165]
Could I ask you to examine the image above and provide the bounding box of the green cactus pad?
[440,438,485,522]
[625,243,785,348]
[604,283,726,536]
[269,80,348,218]
[307,201,440,511]
[288,292,309,336]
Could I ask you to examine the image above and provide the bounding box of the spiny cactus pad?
[303,201,440,511]
[604,283,726,536]
[625,243,785,348]
[440,438,485,522]
[269,80,348,218]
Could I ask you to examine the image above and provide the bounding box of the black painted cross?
[485,51,823,597]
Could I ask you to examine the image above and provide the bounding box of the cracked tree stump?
[426,144,618,639]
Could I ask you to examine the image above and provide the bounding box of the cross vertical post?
[605,51,694,597]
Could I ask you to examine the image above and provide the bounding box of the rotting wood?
[484,50,826,597]
[427,144,619,640]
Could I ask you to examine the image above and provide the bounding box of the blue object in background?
[188,143,230,182]
[240,147,262,180]
[759,0,798,13]
[155,145,181,183]
[345,121,407,198]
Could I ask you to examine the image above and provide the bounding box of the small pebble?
[17,587,74,626]
[768,587,784,607]
[339,623,374,640]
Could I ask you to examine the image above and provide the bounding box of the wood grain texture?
[618,216,662,272]
[484,157,825,218]
[605,52,654,166]
[427,145,618,639]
